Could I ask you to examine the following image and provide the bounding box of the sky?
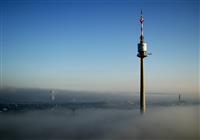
[0,0,199,94]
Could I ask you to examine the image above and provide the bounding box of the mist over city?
[0,0,199,139]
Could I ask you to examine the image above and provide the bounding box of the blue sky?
[0,0,199,94]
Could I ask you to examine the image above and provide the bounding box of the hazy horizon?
[0,86,199,95]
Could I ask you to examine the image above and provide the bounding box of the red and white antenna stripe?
[140,10,144,36]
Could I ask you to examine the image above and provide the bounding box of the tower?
[137,10,149,113]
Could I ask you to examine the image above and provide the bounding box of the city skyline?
[0,0,199,94]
